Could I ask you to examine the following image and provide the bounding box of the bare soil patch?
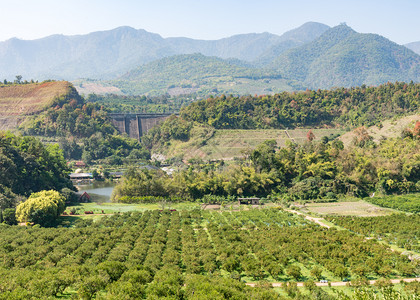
[304,201,395,217]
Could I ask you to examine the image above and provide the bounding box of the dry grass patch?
[340,114,420,147]
[304,200,396,217]
[0,81,72,131]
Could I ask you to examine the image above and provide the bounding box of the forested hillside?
[271,24,420,88]
[0,132,73,202]
[0,22,328,80]
[0,81,150,164]
[111,53,296,96]
[175,82,420,130]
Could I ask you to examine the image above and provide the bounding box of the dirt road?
[287,210,331,228]
[245,277,419,287]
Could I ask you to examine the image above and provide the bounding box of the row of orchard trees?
[0,209,418,298]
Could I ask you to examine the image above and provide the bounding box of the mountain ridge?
[270,24,420,88]
[0,22,329,80]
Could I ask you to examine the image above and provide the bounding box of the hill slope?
[271,24,420,89]
[111,53,299,95]
[0,81,77,130]
[405,41,420,55]
[0,23,328,80]
[254,22,330,66]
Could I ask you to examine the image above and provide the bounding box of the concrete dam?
[109,113,173,140]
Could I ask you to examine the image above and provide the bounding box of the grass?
[64,201,200,215]
[166,127,346,161]
[339,114,420,147]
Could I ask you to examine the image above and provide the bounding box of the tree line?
[174,81,419,130]
[114,126,420,202]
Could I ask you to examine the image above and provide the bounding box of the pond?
[76,181,116,203]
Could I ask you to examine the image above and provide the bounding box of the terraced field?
[0,81,72,131]
[177,128,345,160]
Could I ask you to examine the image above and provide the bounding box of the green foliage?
[177,82,420,130]
[0,132,73,198]
[86,93,187,114]
[326,214,420,252]
[0,209,417,298]
[112,53,285,96]
[271,24,420,89]
[16,190,65,226]
[365,194,420,213]
[117,132,419,201]
[2,208,17,225]
[21,89,116,138]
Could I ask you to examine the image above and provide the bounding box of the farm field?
[324,214,420,254]
[169,128,345,160]
[364,194,420,213]
[0,208,418,299]
[0,81,73,131]
[303,200,397,217]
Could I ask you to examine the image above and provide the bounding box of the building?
[238,197,260,205]
[69,173,93,184]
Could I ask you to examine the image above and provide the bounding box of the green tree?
[16,190,65,226]
[286,265,301,280]
[310,266,323,280]
[2,208,17,225]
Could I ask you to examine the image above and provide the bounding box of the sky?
[0,0,419,45]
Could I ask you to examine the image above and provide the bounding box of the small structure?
[74,161,86,168]
[79,192,91,203]
[238,197,260,205]
[109,171,124,179]
[69,173,93,184]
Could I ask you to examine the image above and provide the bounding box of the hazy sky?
[0,0,418,44]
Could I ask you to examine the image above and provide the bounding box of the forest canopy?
[0,132,73,210]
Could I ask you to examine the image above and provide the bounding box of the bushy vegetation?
[86,93,190,114]
[365,194,420,213]
[0,132,73,200]
[325,214,420,252]
[115,129,420,202]
[20,87,115,138]
[16,190,66,227]
[0,209,417,299]
[178,82,419,130]
[16,83,150,164]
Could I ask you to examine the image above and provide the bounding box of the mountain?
[0,27,175,80]
[405,41,420,55]
[254,22,330,66]
[270,24,420,89]
[110,53,300,95]
[0,23,328,81]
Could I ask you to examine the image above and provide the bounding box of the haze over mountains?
[405,41,420,55]
[1,22,420,95]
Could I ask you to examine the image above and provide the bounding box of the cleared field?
[181,128,345,160]
[0,81,72,130]
[303,200,396,217]
[340,114,420,147]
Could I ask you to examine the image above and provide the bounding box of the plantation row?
[0,209,418,299]
[325,214,420,252]
[365,194,420,213]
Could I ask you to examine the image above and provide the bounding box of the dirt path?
[245,277,420,287]
[287,210,331,228]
